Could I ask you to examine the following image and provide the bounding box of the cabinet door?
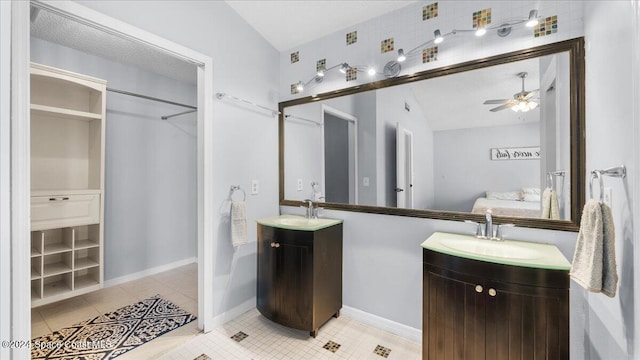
[424,265,486,360]
[485,281,569,360]
[275,242,313,329]
[257,226,277,316]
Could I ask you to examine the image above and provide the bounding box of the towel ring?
[229,185,246,201]
[589,171,604,203]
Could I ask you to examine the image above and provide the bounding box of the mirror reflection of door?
[322,106,358,204]
[396,123,414,208]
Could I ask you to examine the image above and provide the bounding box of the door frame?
[321,104,358,204]
[396,123,414,208]
[6,2,215,357]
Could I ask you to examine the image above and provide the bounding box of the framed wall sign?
[490,147,541,160]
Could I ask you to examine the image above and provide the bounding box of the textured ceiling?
[30,7,197,84]
[226,0,418,51]
[409,57,541,131]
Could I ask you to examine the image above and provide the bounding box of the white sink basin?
[257,215,343,231]
[439,238,545,260]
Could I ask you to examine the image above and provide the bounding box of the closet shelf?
[75,239,99,250]
[43,243,72,255]
[43,279,72,297]
[43,262,72,277]
[74,258,99,270]
[31,104,102,121]
[74,275,99,289]
[31,189,102,197]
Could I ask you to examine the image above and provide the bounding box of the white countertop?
[421,232,571,271]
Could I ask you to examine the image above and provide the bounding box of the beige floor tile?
[36,296,101,331]
[81,285,138,314]
[30,310,51,339]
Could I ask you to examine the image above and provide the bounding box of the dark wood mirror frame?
[279,37,585,232]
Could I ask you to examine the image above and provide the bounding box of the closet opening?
[19,2,214,358]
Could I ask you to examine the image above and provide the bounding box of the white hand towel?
[550,189,560,220]
[541,187,552,219]
[231,201,248,247]
[569,199,618,297]
[600,202,618,297]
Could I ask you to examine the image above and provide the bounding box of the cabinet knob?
[488,288,497,297]
[475,285,483,293]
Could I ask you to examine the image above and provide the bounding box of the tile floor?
[32,263,421,359]
[31,263,200,359]
[159,308,421,360]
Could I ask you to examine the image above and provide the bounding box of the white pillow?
[485,191,522,201]
[522,187,541,196]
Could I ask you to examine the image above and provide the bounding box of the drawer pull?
[475,285,483,293]
[49,197,70,201]
[270,242,280,248]
[488,288,497,297]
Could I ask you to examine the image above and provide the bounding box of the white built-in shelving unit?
[30,63,106,307]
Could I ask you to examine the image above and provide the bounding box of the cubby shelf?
[30,63,105,308]
[31,104,102,122]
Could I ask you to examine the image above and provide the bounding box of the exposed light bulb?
[368,67,376,76]
[296,81,304,92]
[526,10,539,27]
[434,29,443,44]
[527,101,538,110]
[316,67,325,77]
[397,49,406,62]
[339,63,350,74]
[475,27,487,37]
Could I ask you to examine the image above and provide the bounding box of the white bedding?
[471,197,541,218]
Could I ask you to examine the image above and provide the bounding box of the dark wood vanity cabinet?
[423,249,569,360]
[257,223,342,337]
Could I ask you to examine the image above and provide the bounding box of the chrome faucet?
[301,199,313,219]
[465,210,514,241]
[485,210,493,240]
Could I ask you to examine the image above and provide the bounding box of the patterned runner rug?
[31,295,196,359]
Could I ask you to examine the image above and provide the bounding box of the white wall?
[30,37,198,280]
[76,0,280,323]
[353,91,378,206]
[433,123,540,212]
[582,1,636,358]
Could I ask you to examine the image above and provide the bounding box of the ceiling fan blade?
[524,89,540,100]
[483,99,511,104]
[489,103,514,112]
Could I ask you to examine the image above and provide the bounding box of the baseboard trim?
[341,306,422,342]
[104,257,197,288]
[211,298,255,327]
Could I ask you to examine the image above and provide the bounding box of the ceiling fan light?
[527,101,538,110]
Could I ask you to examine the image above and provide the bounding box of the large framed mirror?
[279,38,585,232]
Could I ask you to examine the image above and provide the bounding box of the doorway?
[321,105,358,204]
[6,1,214,358]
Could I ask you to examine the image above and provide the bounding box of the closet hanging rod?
[216,92,279,116]
[107,88,197,110]
[161,109,197,120]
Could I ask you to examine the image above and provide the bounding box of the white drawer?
[31,194,100,230]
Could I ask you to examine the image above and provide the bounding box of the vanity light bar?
[293,8,541,92]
